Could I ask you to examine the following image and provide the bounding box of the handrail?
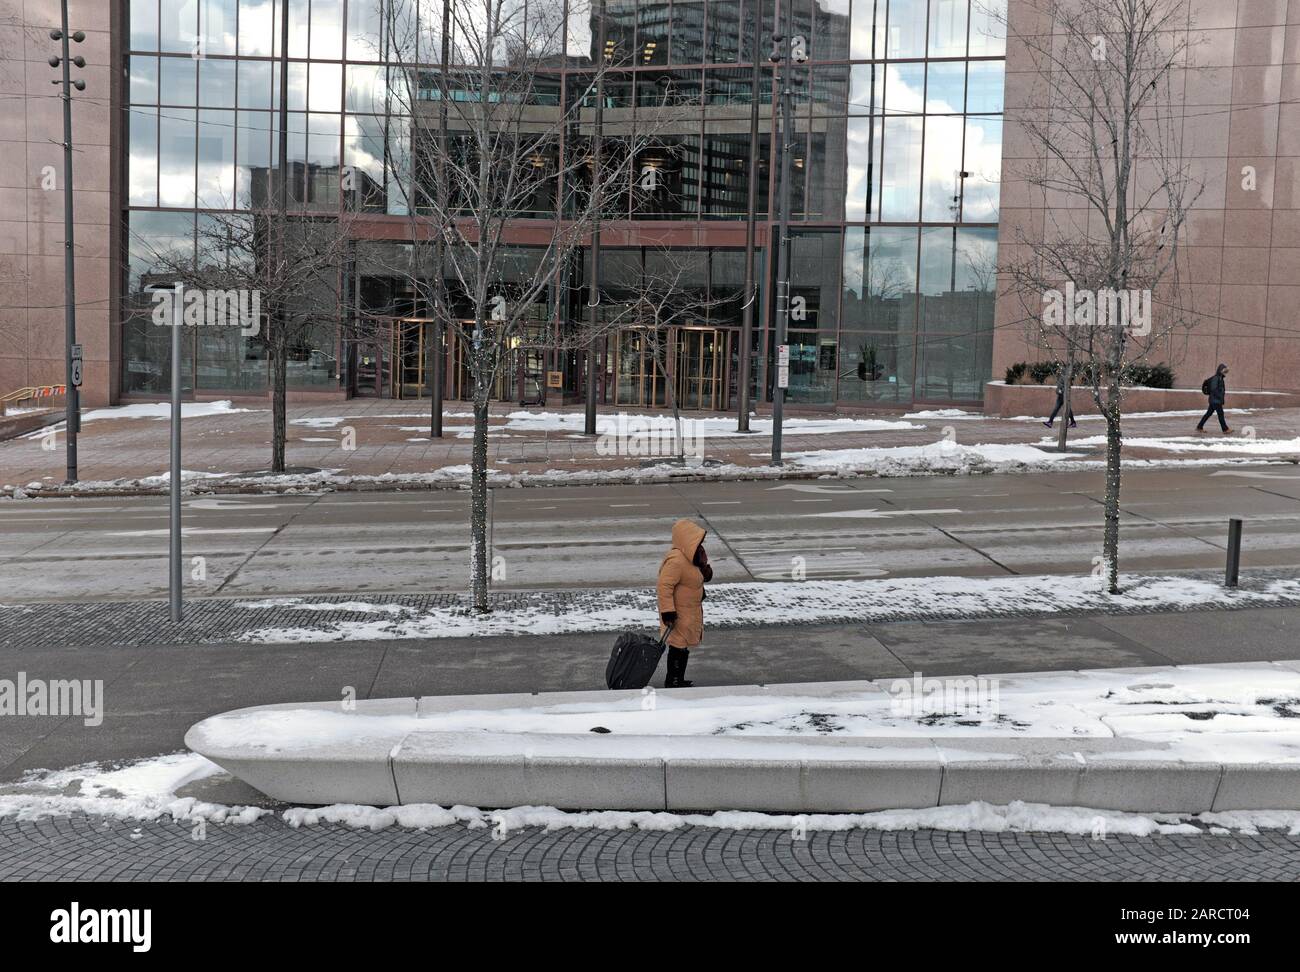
[0,385,66,407]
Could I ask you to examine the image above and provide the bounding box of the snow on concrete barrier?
[184,664,1300,814]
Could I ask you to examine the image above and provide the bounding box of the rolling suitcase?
[605,624,672,690]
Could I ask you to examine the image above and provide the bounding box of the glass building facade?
[121,0,1004,408]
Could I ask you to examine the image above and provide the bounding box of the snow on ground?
[786,441,1076,474]
[234,573,1300,644]
[81,401,255,423]
[903,408,980,419]
[1050,434,1300,454]
[19,400,258,438]
[0,752,267,824]
[3,751,1297,837]
[1008,408,1258,422]
[499,411,923,436]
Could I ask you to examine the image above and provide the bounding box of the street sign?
[777,365,789,389]
[70,344,83,387]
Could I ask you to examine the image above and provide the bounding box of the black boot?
[677,648,693,688]
[663,647,681,688]
[664,647,694,688]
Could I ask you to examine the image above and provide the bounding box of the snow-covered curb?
[231,573,1300,644]
[6,449,1297,499]
[2,752,1297,838]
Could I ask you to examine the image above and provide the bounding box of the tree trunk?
[1101,381,1123,594]
[271,344,288,474]
[1056,357,1073,452]
[469,380,491,612]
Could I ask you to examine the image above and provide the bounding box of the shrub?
[1005,362,1027,385]
[1028,360,1057,384]
[1123,362,1174,389]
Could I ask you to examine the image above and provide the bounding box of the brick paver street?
[1,567,1297,651]
[4,399,1297,490]
[3,814,1297,881]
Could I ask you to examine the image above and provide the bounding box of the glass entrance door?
[614,329,666,407]
[673,327,729,411]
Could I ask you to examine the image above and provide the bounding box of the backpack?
[1201,377,1212,395]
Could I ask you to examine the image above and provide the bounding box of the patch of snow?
[1007,408,1258,422]
[1054,434,1300,454]
[501,411,923,436]
[903,409,978,419]
[0,752,271,824]
[5,753,1298,837]
[82,401,255,423]
[787,440,1077,474]
[233,573,1300,645]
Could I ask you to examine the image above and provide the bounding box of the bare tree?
[142,209,354,473]
[999,0,1202,593]
[364,0,669,610]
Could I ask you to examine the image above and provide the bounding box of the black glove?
[661,611,677,626]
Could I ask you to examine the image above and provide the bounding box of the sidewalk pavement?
[4,594,1300,783]
[3,567,1298,651]
[3,399,1297,492]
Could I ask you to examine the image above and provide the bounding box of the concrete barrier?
[184,672,1300,814]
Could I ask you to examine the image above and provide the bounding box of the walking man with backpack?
[1197,363,1230,433]
[657,519,712,688]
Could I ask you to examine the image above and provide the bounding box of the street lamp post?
[48,1,86,484]
[769,3,806,465]
[584,0,608,437]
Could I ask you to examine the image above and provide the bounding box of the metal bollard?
[1225,518,1243,588]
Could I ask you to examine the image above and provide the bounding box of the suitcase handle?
[657,621,675,646]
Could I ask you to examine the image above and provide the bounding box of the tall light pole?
[584,0,608,436]
[48,1,85,484]
[769,3,806,465]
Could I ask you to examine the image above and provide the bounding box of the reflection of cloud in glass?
[238,0,275,57]
[961,117,1002,221]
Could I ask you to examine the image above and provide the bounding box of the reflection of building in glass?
[114,0,1005,408]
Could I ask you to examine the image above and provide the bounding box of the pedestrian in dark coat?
[656,518,712,688]
[1043,367,1077,429]
[1197,363,1230,433]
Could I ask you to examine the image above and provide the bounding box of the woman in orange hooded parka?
[656,518,712,688]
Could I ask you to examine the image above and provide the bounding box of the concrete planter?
[184,674,1300,815]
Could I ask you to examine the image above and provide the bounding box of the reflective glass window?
[928,0,966,57]
[879,115,921,219]
[131,0,160,51]
[199,0,239,55]
[885,0,926,59]
[159,56,198,106]
[130,56,160,105]
[965,60,1003,113]
[925,60,963,112]
[199,57,237,108]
